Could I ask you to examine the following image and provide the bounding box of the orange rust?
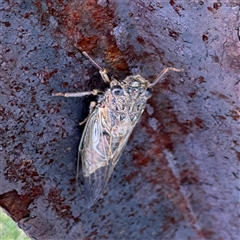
[91,7,115,29]
[113,61,129,72]
[35,2,42,11]
[105,44,129,71]
[76,36,99,52]
[42,1,130,73]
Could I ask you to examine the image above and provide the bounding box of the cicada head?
[110,75,152,100]
[106,75,152,115]
[106,75,152,116]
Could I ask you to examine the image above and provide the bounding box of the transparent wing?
[77,108,140,208]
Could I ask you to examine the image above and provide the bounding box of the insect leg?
[52,88,99,124]
[149,67,184,87]
[79,101,96,126]
[52,89,101,97]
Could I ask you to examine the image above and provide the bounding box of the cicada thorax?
[96,75,152,139]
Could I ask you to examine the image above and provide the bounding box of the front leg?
[52,89,99,125]
[52,89,102,97]
[79,101,96,125]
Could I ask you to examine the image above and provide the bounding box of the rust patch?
[194,117,204,129]
[3,22,11,27]
[180,169,199,185]
[210,91,234,104]
[47,188,72,219]
[5,159,42,185]
[35,1,42,11]
[76,36,99,52]
[39,1,129,74]
[169,0,185,16]
[201,228,215,239]
[196,76,206,84]
[168,29,180,41]
[213,2,222,10]
[39,68,58,85]
[0,188,43,222]
[24,12,31,18]
[188,90,197,99]
[169,0,176,6]
[202,34,208,42]
[104,44,129,72]
[134,151,150,166]
[136,36,145,45]
[4,158,45,201]
[235,151,240,161]
[226,108,240,121]
[124,171,139,183]
[207,6,216,14]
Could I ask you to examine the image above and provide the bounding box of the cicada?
[53,50,183,208]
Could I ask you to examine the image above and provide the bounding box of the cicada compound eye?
[111,85,123,96]
[145,88,152,98]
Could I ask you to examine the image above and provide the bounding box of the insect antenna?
[149,67,184,87]
[81,51,104,71]
[74,47,111,83]
[74,46,103,71]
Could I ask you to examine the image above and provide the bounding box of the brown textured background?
[1,0,239,239]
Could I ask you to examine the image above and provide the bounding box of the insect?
[53,50,183,208]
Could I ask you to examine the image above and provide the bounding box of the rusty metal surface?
[1,0,239,239]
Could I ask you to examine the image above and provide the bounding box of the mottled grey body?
[80,75,151,176]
